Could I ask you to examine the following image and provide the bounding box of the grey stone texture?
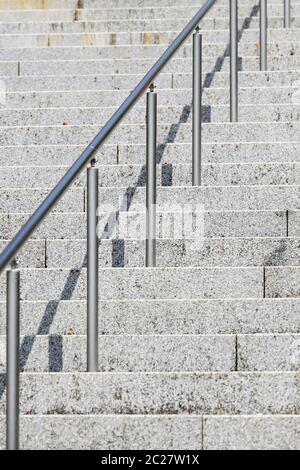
[1,104,300,127]
[0,372,299,415]
[0,415,202,450]
[0,267,264,301]
[0,0,299,451]
[0,334,236,373]
[265,267,300,298]
[1,163,298,188]
[45,238,300,269]
[0,299,299,336]
[238,334,300,371]
[203,416,300,450]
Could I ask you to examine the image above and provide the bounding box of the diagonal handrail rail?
[0,0,217,274]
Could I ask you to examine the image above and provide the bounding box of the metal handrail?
[0,0,217,274]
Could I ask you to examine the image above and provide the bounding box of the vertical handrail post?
[146,85,157,268]
[284,0,291,28]
[230,0,238,122]
[6,261,20,451]
[192,28,202,186]
[87,160,99,372]
[260,0,268,71]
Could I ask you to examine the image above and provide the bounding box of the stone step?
[0,87,296,109]
[0,188,84,213]
[0,15,296,35]
[177,70,300,89]
[0,185,298,213]
[0,414,203,450]
[0,298,298,336]
[94,185,299,212]
[45,238,300,269]
[1,28,300,48]
[1,210,290,240]
[0,267,297,300]
[0,6,278,23]
[0,0,81,8]
[1,333,299,373]
[203,415,300,450]
[1,237,298,269]
[0,142,299,166]
[0,414,299,450]
[0,121,300,146]
[0,42,298,61]
[0,61,18,77]
[1,103,300,127]
[81,0,286,7]
[0,0,282,9]
[1,70,299,92]
[1,163,298,188]
[265,266,300,298]
[0,334,237,373]
[238,334,300,371]
[0,18,243,35]
[0,240,45,268]
[0,267,266,301]
[0,72,173,91]
[18,56,300,76]
[0,4,294,23]
[0,371,300,415]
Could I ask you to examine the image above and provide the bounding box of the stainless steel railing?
[0,0,292,450]
[260,0,268,70]
[284,0,291,28]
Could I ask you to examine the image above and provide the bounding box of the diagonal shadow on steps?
[0,3,260,397]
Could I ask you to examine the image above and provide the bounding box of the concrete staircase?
[0,0,299,450]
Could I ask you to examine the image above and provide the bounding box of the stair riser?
[0,17,295,35]
[0,142,299,166]
[1,299,299,336]
[0,0,225,8]
[0,4,296,23]
[0,88,296,110]
[2,29,300,48]
[1,238,298,269]
[0,188,84,213]
[94,186,299,212]
[0,186,298,213]
[204,416,300,450]
[1,334,299,373]
[0,415,202,451]
[0,372,299,415]
[0,7,286,23]
[0,267,297,301]
[238,335,300,371]
[0,42,298,61]
[77,0,293,7]
[1,163,299,189]
[0,414,299,450]
[1,211,289,240]
[0,0,279,9]
[0,335,236,373]
[0,122,299,146]
[1,71,299,92]
[46,238,300,269]
[0,267,265,301]
[1,105,300,126]
[0,0,79,7]
[0,414,298,450]
[18,56,300,76]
